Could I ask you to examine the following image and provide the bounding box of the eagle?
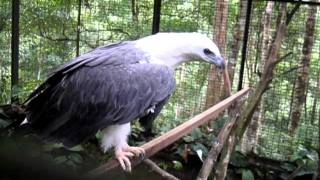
[21,32,225,171]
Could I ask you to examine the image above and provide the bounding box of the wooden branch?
[87,87,250,176]
[197,98,243,180]
[143,159,179,180]
[212,3,299,180]
[274,52,292,65]
[287,164,304,180]
[215,134,235,180]
[313,160,320,180]
[286,3,300,26]
[197,60,242,180]
[223,66,232,97]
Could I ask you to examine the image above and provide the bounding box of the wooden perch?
[222,65,232,97]
[87,87,249,176]
[197,97,244,179]
[143,159,179,180]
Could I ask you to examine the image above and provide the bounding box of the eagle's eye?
[203,48,214,55]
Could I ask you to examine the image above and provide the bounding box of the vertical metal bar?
[152,0,162,34]
[11,0,20,103]
[237,0,252,91]
[76,0,82,57]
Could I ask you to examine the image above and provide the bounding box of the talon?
[115,146,145,172]
[115,149,133,172]
[139,153,145,161]
[124,146,145,157]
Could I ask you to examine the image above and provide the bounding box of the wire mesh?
[0,0,12,103]
[0,0,319,163]
[156,0,239,134]
[240,1,320,161]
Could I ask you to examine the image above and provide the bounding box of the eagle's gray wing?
[25,42,140,103]
[26,43,175,147]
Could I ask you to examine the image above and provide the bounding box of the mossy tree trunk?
[229,0,247,85]
[215,3,300,180]
[310,74,319,124]
[289,3,317,135]
[205,0,229,110]
[241,1,274,153]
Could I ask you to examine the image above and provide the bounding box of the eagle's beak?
[207,54,225,69]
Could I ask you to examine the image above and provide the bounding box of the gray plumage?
[24,32,225,149]
[26,41,175,146]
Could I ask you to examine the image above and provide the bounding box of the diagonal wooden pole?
[87,87,249,176]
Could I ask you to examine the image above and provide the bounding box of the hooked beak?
[207,54,225,69]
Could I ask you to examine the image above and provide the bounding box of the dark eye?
[203,48,214,55]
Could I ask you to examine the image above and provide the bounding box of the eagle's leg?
[100,123,145,172]
[115,144,145,172]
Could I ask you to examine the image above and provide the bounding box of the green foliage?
[0,1,319,179]
[172,160,183,170]
[291,145,318,171]
[241,169,255,180]
[175,127,215,161]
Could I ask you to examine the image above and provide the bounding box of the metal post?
[152,0,162,34]
[11,0,20,103]
[237,0,252,91]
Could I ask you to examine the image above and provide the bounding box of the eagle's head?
[134,32,225,69]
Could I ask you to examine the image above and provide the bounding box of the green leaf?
[190,142,208,155]
[43,143,64,151]
[183,135,194,143]
[68,153,83,164]
[158,162,169,170]
[241,169,254,180]
[295,170,314,177]
[230,152,249,167]
[306,151,318,162]
[190,128,203,139]
[172,160,183,170]
[54,156,67,164]
[65,160,77,169]
[280,163,295,171]
[69,145,84,152]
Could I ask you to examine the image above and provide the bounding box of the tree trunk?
[11,0,20,103]
[229,0,247,85]
[205,0,228,109]
[288,4,317,135]
[310,74,319,124]
[131,0,140,38]
[215,3,299,179]
[76,0,81,57]
[131,0,139,24]
[241,1,274,153]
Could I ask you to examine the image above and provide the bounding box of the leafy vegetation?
[0,0,319,179]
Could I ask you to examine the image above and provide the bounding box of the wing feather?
[26,43,175,147]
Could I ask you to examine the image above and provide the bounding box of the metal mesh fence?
[0,0,319,163]
[0,0,12,103]
[241,1,320,161]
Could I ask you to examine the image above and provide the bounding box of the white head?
[134,32,225,69]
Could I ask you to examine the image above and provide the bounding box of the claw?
[115,146,146,172]
[115,149,133,172]
[124,146,145,157]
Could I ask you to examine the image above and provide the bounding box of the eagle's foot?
[124,146,145,160]
[115,148,134,172]
[115,146,145,172]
